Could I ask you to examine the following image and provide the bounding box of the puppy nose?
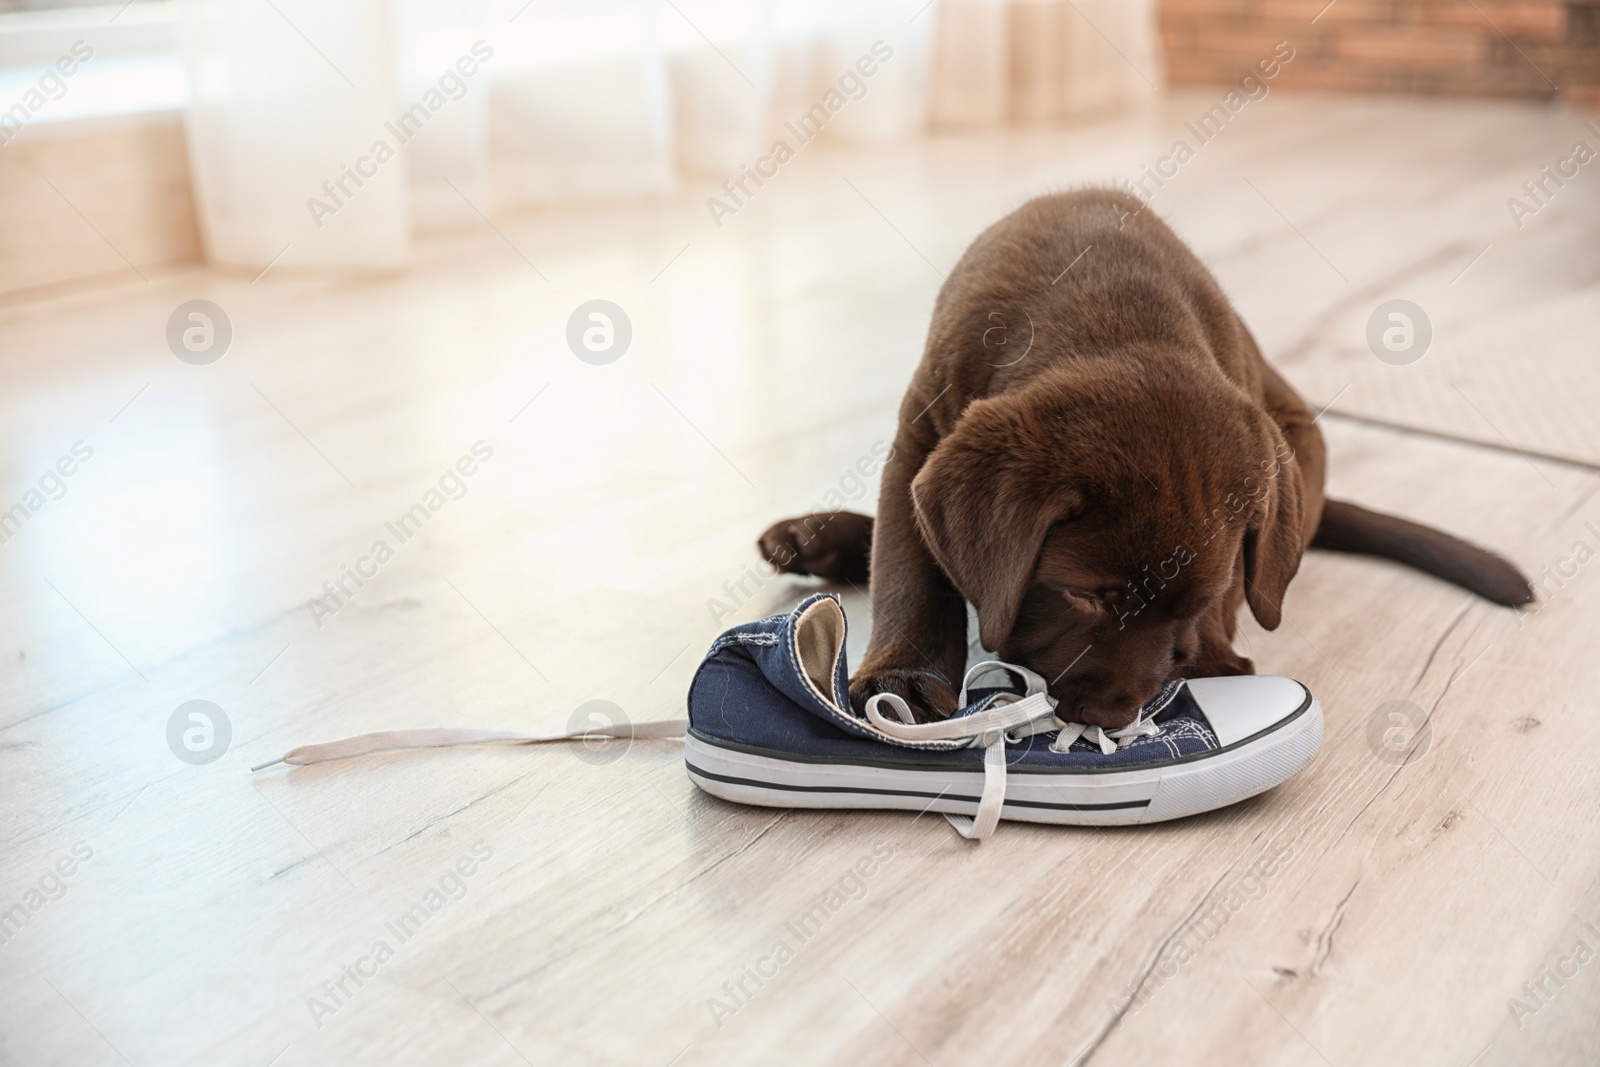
[1079,684,1163,729]
[1079,696,1142,730]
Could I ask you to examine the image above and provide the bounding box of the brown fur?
[759,189,1532,727]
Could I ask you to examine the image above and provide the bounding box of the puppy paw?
[849,666,959,723]
[757,512,873,585]
[1182,648,1255,678]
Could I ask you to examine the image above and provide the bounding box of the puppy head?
[911,365,1303,726]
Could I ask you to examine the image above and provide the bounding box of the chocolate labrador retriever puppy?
[758,189,1531,727]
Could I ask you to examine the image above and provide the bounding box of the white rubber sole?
[685,691,1322,826]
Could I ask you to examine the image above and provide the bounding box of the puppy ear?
[1242,437,1305,631]
[910,402,1081,650]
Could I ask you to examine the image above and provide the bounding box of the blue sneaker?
[253,591,1321,845]
[687,593,1322,839]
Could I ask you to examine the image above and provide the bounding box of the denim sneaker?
[253,592,1321,844]
[687,592,1322,839]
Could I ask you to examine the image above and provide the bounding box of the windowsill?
[0,3,874,141]
[0,53,186,129]
[0,1,183,140]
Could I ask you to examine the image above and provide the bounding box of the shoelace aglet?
[250,757,286,772]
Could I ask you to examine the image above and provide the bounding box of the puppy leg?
[850,438,970,720]
[1189,627,1255,678]
[757,511,873,584]
[1182,587,1255,679]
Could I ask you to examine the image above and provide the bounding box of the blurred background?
[1,0,1595,292]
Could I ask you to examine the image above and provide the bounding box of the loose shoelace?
[249,720,690,771]
[864,662,1163,841]
[252,660,1163,843]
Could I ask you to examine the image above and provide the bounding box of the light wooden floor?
[3,91,1600,1067]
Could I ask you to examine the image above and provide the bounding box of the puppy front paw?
[849,666,959,723]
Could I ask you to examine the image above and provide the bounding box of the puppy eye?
[1062,589,1131,628]
[1060,587,1107,614]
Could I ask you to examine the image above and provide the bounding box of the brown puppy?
[760,189,1532,727]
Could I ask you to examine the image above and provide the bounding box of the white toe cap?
[1186,675,1312,747]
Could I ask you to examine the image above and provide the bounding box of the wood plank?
[2,93,1599,1067]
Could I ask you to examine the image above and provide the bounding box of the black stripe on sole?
[684,760,1151,812]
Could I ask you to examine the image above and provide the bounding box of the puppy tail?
[1311,498,1533,606]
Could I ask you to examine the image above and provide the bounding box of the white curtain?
[930,0,1163,126]
[180,0,410,269]
[178,0,1160,270]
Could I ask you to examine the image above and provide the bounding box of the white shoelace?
[864,662,1163,841]
[1051,718,1161,755]
[252,660,1162,844]
[249,720,690,770]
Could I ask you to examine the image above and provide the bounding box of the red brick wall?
[1160,1,1600,106]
